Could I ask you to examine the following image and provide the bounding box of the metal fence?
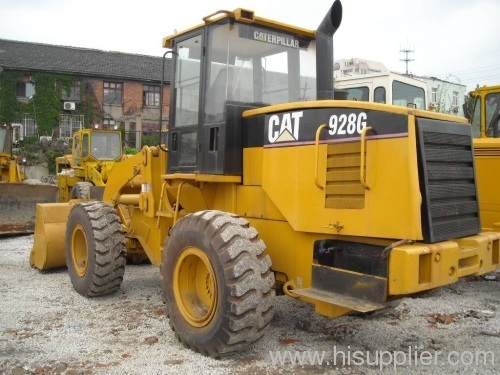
[122,131,166,149]
[20,114,38,138]
[59,114,84,138]
[18,114,84,140]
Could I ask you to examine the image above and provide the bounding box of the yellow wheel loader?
[31,1,500,357]
[465,85,500,231]
[0,123,58,234]
[56,128,123,202]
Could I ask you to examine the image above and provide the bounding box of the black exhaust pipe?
[316,0,342,100]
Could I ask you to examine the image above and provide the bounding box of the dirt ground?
[1,234,500,374]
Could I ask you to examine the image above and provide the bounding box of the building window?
[142,122,159,136]
[143,85,161,107]
[452,91,459,106]
[62,81,81,101]
[103,119,116,130]
[16,82,35,99]
[103,82,123,104]
[431,87,438,103]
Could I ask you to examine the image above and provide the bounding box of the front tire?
[161,210,275,357]
[66,201,126,297]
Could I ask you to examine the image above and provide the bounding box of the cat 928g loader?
[30,0,500,357]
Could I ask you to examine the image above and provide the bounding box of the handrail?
[360,126,373,190]
[314,123,327,190]
[173,182,185,226]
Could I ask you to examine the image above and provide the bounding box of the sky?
[1,0,499,92]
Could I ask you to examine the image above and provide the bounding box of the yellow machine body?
[465,85,500,231]
[31,102,500,317]
[56,128,123,202]
[31,2,500,328]
[0,123,26,183]
[0,123,59,234]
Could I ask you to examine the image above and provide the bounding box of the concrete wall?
[24,164,54,184]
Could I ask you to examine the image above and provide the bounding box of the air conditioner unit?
[63,101,76,111]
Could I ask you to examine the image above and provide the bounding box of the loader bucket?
[0,182,59,235]
[30,203,73,270]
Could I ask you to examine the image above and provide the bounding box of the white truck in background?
[335,71,427,109]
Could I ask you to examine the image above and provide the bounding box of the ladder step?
[293,287,385,313]
[156,210,174,218]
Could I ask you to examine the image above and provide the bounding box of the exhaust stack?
[316,0,342,100]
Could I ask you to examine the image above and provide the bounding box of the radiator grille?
[416,118,481,243]
[325,142,366,209]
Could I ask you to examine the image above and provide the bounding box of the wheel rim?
[173,246,217,327]
[71,224,88,277]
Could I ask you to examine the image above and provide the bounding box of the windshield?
[203,21,317,124]
[0,127,12,154]
[90,132,121,160]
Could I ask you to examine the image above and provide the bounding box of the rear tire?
[70,182,93,200]
[66,201,126,297]
[161,210,275,357]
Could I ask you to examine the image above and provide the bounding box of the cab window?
[374,86,386,104]
[485,93,500,137]
[82,134,89,157]
[471,96,481,138]
[344,86,369,101]
[392,80,425,109]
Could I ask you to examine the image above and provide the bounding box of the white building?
[416,76,467,117]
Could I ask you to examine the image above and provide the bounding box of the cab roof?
[162,8,316,48]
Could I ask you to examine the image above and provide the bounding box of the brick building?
[0,38,172,148]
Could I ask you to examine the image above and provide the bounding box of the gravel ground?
[1,234,500,375]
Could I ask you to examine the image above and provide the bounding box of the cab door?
[168,33,204,172]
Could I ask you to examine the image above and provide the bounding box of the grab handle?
[360,126,373,190]
[314,124,327,190]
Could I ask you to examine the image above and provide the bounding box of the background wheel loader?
[0,123,58,234]
[464,85,500,231]
[30,1,500,357]
[56,128,123,202]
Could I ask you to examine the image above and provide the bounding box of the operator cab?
[164,10,319,174]
[73,130,122,166]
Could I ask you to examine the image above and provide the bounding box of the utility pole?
[400,47,415,75]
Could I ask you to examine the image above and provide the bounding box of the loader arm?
[102,146,170,265]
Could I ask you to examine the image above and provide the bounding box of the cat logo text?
[268,111,303,144]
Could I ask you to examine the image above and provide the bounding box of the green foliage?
[30,73,73,136]
[19,138,71,174]
[0,72,21,122]
[82,81,101,127]
[123,146,139,155]
[141,134,159,147]
[0,71,100,134]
